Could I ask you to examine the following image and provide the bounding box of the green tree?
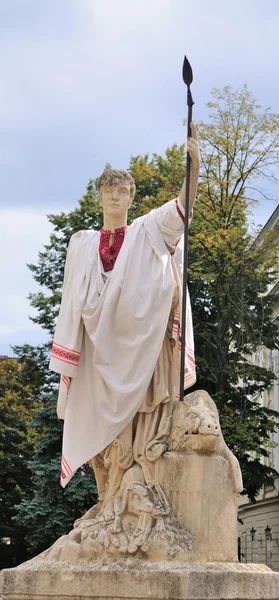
[189,86,279,498]
[10,341,98,555]
[14,390,97,555]
[0,357,44,536]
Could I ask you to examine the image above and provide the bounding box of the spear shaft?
[179,56,194,402]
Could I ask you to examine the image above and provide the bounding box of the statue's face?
[100,184,131,218]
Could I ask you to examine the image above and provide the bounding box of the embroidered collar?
[99,226,128,272]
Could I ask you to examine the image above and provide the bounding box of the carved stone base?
[155,452,239,562]
[1,560,279,600]
[1,391,253,599]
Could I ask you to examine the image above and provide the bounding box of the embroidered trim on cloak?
[175,198,185,223]
[172,311,196,372]
[170,237,181,256]
[61,375,71,396]
[51,343,80,366]
[61,454,72,481]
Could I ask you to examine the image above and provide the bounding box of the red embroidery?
[60,456,72,482]
[172,312,180,337]
[99,226,128,272]
[170,237,181,256]
[174,313,195,370]
[177,343,196,369]
[61,455,72,476]
[186,356,196,370]
[175,198,185,223]
[60,469,66,479]
[184,372,194,382]
[61,375,70,399]
[53,342,79,352]
[62,375,70,388]
[51,343,80,366]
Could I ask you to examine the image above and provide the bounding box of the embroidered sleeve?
[49,232,85,378]
[51,344,80,367]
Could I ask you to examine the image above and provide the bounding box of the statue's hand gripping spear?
[179,55,194,402]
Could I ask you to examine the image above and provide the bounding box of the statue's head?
[97,170,136,217]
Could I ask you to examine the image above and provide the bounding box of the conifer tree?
[14,390,97,554]
[0,356,44,548]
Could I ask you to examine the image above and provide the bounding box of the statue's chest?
[99,227,128,272]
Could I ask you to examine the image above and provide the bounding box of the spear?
[179,55,194,402]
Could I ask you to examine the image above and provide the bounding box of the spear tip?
[182,55,193,87]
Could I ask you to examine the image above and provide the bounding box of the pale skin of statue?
[86,124,200,523]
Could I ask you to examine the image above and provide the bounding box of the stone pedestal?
[1,560,279,600]
[2,391,276,599]
[155,452,238,562]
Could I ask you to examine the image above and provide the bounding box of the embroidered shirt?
[99,226,128,272]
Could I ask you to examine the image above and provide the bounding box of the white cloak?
[49,197,196,486]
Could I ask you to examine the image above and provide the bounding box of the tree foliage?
[14,391,97,555]
[188,86,279,498]
[0,357,44,536]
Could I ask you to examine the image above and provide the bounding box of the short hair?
[97,169,136,203]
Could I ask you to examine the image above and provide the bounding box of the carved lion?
[169,390,243,493]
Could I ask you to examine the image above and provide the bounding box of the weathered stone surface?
[155,452,239,562]
[16,449,238,565]
[0,391,252,598]
[28,393,242,564]
[169,391,243,494]
[1,560,279,600]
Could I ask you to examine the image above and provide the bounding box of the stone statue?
[45,124,244,561]
[37,389,242,562]
[48,126,199,531]
[2,126,278,600]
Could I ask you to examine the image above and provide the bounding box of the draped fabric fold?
[49,198,196,486]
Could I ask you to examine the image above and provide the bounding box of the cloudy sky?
[1,0,279,356]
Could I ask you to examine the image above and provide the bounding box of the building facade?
[238,206,279,571]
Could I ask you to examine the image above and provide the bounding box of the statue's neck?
[102,214,128,232]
